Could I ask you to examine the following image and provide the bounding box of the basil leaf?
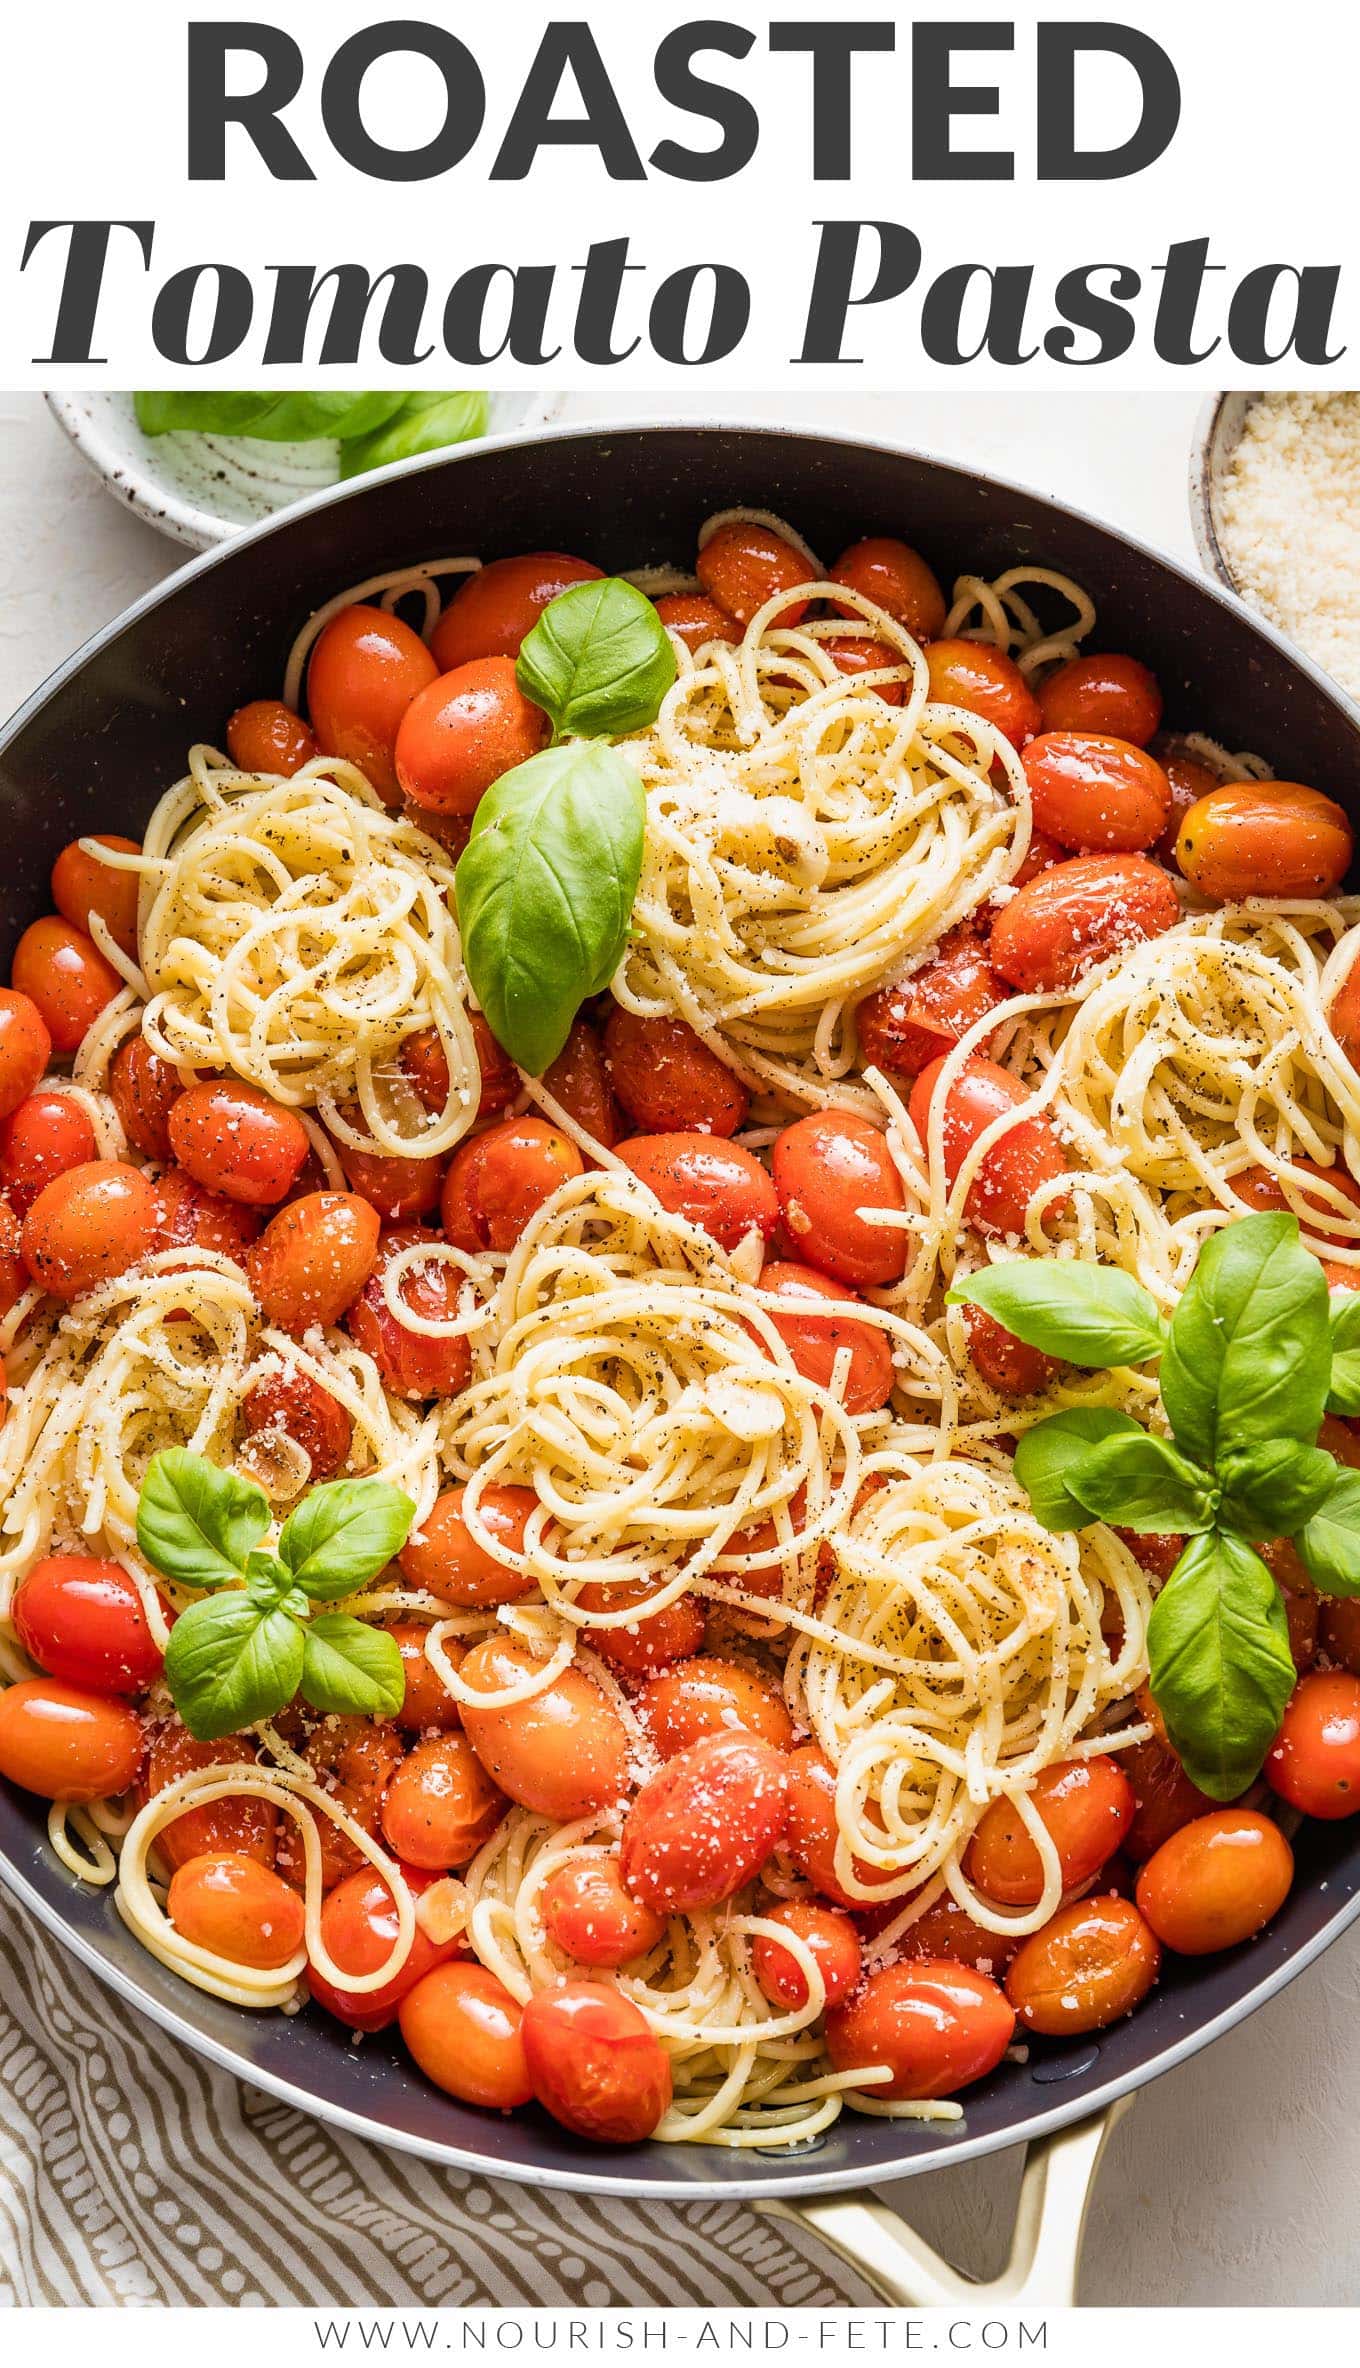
[455,740,646,1073]
[244,1550,292,1610]
[277,1478,415,1599]
[1161,1214,1331,1469]
[163,1593,304,1743]
[1012,1406,1145,1532]
[1215,1439,1337,1542]
[135,392,276,437]
[338,391,489,479]
[1326,1290,1360,1416]
[516,578,678,740]
[1295,1467,1360,1597]
[1068,1432,1218,1534]
[300,1616,406,1719]
[947,1261,1166,1367]
[1146,1531,1296,1799]
[137,1450,270,1591]
[135,392,406,443]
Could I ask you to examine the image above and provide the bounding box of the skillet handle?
[757,2097,1130,2309]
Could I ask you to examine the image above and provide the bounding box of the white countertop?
[1,387,1357,2307]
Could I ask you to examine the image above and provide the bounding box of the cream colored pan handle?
[758,2097,1130,2308]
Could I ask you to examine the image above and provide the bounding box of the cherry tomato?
[1005,1895,1160,2035]
[0,990,51,1119]
[782,1745,900,1910]
[336,1131,445,1225]
[246,1191,380,1331]
[430,553,603,671]
[1036,655,1162,746]
[620,1730,790,1913]
[542,1017,620,1149]
[381,1733,507,1870]
[0,1199,27,1320]
[107,1035,180,1162]
[752,1899,861,2010]
[275,1718,406,1893]
[145,1727,275,1871]
[13,1555,162,1695]
[1176,782,1353,901]
[306,604,439,805]
[441,1117,583,1252]
[51,834,142,961]
[226,699,318,778]
[1121,1735,1219,1863]
[167,1082,309,1208]
[616,1133,779,1255]
[759,1260,895,1412]
[855,927,1006,1081]
[825,1960,1015,2099]
[696,522,811,628]
[153,1167,261,1261]
[771,1110,906,1288]
[521,1981,672,2144]
[635,1656,795,1760]
[399,1961,534,2107]
[964,1303,1060,1398]
[11,918,122,1057]
[653,593,741,653]
[0,1677,143,1803]
[990,853,1181,995]
[345,1226,472,1399]
[570,1576,706,1680]
[398,1484,537,1608]
[604,1007,748,1139]
[539,1857,667,1968]
[400,1023,515,1123]
[308,1865,460,2031]
[964,1758,1134,1906]
[1013,828,1065,887]
[167,1850,306,1970]
[812,636,904,706]
[909,1057,1067,1240]
[1135,1809,1294,1954]
[1320,1593,1360,1675]
[1266,1671,1360,1819]
[1329,947,1360,1081]
[387,1622,462,1737]
[21,1160,159,1300]
[457,1636,631,1821]
[1153,751,1221,864]
[240,1368,352,1481]
[830,538,946,643]
[925,641,1041,747]
[1023,732,1172,855]
[395,658,547,819]
[1230,1158,1360,1247]
[896,1897,1019,1978]
[0,1091,97,1216]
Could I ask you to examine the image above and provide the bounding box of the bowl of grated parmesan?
[1191,390,1360,705]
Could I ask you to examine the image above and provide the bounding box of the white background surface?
[0,386,1356,2306]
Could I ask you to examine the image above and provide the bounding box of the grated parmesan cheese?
[1217,392,1360,702]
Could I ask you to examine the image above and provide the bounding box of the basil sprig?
[138,1450,412,1741]
[454,578,674,1074]
[949,1213,1360,1798]
[134,390,489,476]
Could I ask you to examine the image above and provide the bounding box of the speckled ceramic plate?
[46,390,566,549]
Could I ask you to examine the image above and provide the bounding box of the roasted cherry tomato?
[964,1758,1134,1906]
[1152,751,1221,863]
[570,1577,706,1681]
[246,1191,380,1331]
[825,1960,1015,2099]
[522,1981,672,2144]
[783,1745,898,1910]
[109,1035,182,1162]
[153,1167,261,1261]
[1013,828,1065,887]
[309,1865,460,2031]
[336,1129,445,1225]
[0,1091,98,1216]
[274,1718,406,1893]
[0,1677,143,1803]
[395,658,547,819]
[167,1851,306,1970]
[168,1082,310,1207]
[345,1225,472,1399]
[388,1622,462,1736]
[400,1022,516,1123]
[1266,1671,1360,1819]
[616,1132,779,1255]
[458,1636,631,1821]
[635,1654,795,1759]
[752,1899,861,2010]
[1332,959,1360,1083]
[1036,654,1162,746]
[620,1730,790,1913]
[539,1857,667,1968]
[989,853,1181,994]
[399,1961,534,2107]
[0,1199,27,1321]
[51,834,142,960]
[1122,1735,1219,1863]
[1320,1593,1360,1675]
[759,1259,895,1413]
[226,699,318,778]
[430,553,603,671]
[830,537,946,643]
[604,1007,748,1139]
[398,1484,537,1608]
[896,1897,1019,1978]
[1005,1895,1160,2035]
[771,1110,907,1288]
[542,1017,620,1149]
[1022,732,1172,854]
[820,635,906,704]
[1135,1810,1294,1953]
[11,917,122,1057]
[144,1727,275,1871]
[240,1368,353,1481]
[0,989,51,1119]
[1229,1157,1360,1247]
[963,1303,1060,1398]
[924,641,1041,747]
[909,1056,1067,1240]
[442,1117,583,1252]
[855,927,1006,1080]
[21,1160,160,1300]
[13,1555,162,1695]
[653,593,741,653]
[306,604,439,804]
[1176,782,1353,901]
[381,1733,507,1870]
[696,522,811,628]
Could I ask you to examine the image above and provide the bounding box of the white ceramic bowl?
[47,391,566,549]
[1187,392,1259,591]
